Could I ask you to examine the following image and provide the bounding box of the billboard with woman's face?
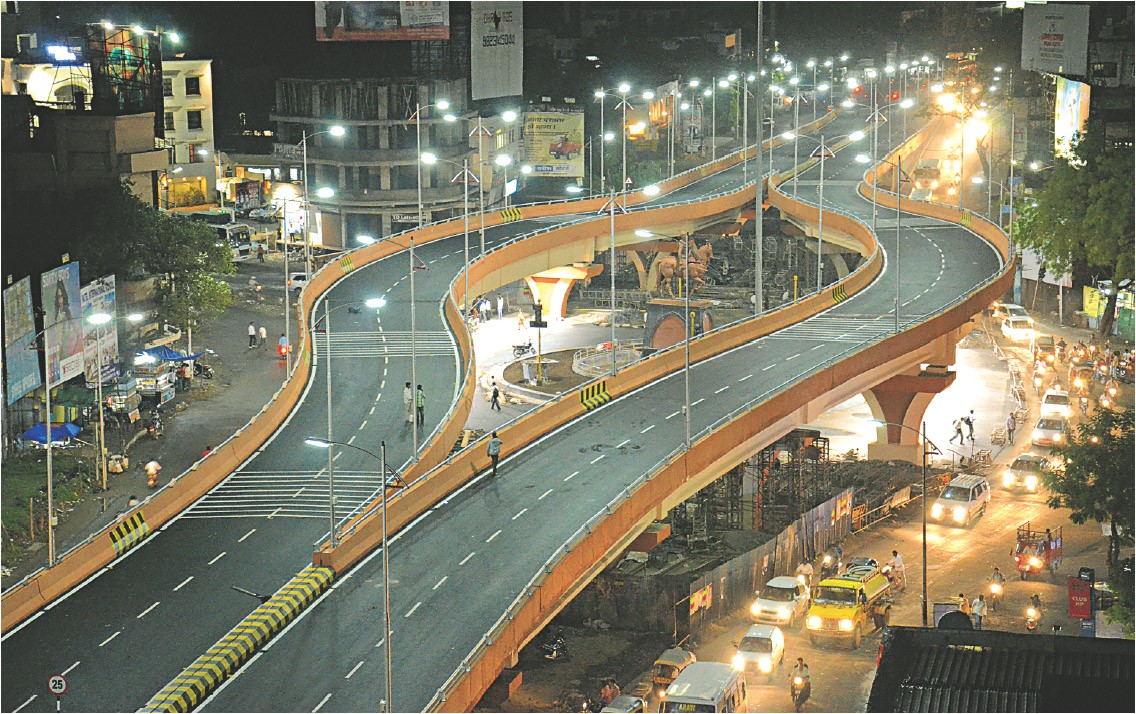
[41,263,84,387]
[1054,77,1090,159]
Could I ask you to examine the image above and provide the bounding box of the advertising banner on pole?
[41,263,84,388]
[523,112,585,177]
[3,277,42,404]
[470,1,522,100]
[1021,3,1089,76]
[1054,76,1091,159]
[315,1,450,42]
[81,275,120,385]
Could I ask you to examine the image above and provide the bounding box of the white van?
[662,661,747,713]
[930,474,991,527]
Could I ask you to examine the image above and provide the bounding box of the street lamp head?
[603,131,615,141]
[855,153,871,164]
[972,176,985,184]
[495,154,512,166]
[900,98,914,108]
[127,312,145,322]
[718,79,729,88]
[566,185,584,194]
[703,88,712,97]
[594,89,605,98]
[789,76,799,85]
[849,130,866,141]
[642,90,655,100]
[900,63,909,70]
[316,187,335,198]
[921,55,930,62]
[688,79,700,88]
[642,185,660,196]
[365,297,387,308]
[770,85,781,93]
[747,74,755,82]
[841,99,855,108]
[994,66,1004,72]
[329,125,346,137]
[885,65,895,74]
[679,102,689,111]
[436,99,450,110]
[728,72,738,81]
[806,60,815,69]
[865,68,877,79]
[817,84,829,92]
[168,32,180,44]
[840,54,850,62]
[634,229,655,238]
[420,152,438,165]
[824,59,833,67]
[618,83,630,93]
[443,113,457,122]
[780,131,796,140]
[520,164,533,175]
[87,312,113,325]
[356,235,377,244]
[1029,161,1041,171]
[305,438,333,448]
[502,110,518,122]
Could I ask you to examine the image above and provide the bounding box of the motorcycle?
[540,628,568,661]
[819,550,843,580]
[193,350,216,379]
[148,409,165,439]
[988,581,1003,611]
[790,675,811,712]
[1079,394,1090,416]
[513,340,535,358]
[1026,595,1042,632]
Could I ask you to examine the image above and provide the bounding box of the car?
[1000,317,1035,343]
[731,624,785,678]
[749,576,810,626]
[1031,334,1058,364]
[1003,453,1050,493]
[1031,416,1068,447]
[600,695,648,713]
[249,205,280,221]
[1040,389,1071,419]
[287,271,309,294]
[930,474,991,527]
[992,302,1032,323]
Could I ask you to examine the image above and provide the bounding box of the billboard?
[470,1,523,100]
[3,277,42,404]
[523,112,585,177]
[81,275,120,385]
[315,2,450,41]
[41,263,84,388]
[1054,76,1091,159]
[1021,3,1089,76]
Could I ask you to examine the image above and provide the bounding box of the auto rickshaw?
[651,648,696,700]
[1013,522,1062,580]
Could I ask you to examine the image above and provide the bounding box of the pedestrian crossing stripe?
[143,566,334,713]
[831,283,849,303]
[500,207,523,223]
[959,211,972,227]
[109,511,149,555]
[339,255,355,273]
[580,381,612,411]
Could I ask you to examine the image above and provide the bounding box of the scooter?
[819,551,842,580]
[1026,595,1042,632]
[513,340,535,358]
[540,628,568,661]
[988,581,1003,611]
[790,675,811,712]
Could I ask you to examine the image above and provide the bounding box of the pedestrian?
[517,310,526,332]
[258,325,267,348]
[248,321,257,348]
[963,410,975,442]
[490,379,502,411]
[403,382,414,424]
[971,594,987,629]
[415,384,425,427]
[145,460,162,489]
[950,417,964,444]
[486,431,503,476]
[202,446,213,458]
[1005,413,1016,444]
[957,593,971,616]
[257,244,265,262]
[887,550,906,591]
[497,294,504,320]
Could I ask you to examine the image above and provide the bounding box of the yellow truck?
[804,559,892,649]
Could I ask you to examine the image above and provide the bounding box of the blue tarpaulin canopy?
[139,346,205,362]
[21,422,82,443]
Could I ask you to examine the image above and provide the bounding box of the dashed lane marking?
[691,398,705,406]
[62,661,80,675]
[763,364,776,371]
[238,529,256,543]
[99,631,120,647]
[460,551,476,565]
[433,576,448,590]
[137,602,159,619]
[539,489,553,500]
[739,374,753,382]
[14,696,35,713]
[715,386,729,394]
[590,454,606,464]
[486,529,502,543]
[405,602,422,618]
[358,420,368,430]
[666,410,681,419]
[313,693,333,712]
[563,471,579,482]
[208,551,227,565]
[616,439,630,448]
[345,661,364,679]
[512,508,528,520]
[173,576,193,592]
[640,425,655,434]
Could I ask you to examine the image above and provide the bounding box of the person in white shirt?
[887,550,906,591]
[970,594,987,629]
[795,561,815,588]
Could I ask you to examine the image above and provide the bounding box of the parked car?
[1003,453,1050,493]
[1031,416,1068,447]
[1040,389,1072,419]
[249,205,280,221]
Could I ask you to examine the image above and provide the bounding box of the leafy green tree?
[1105,557,1134,638]
[1013,124,1135,337]
[1044,407,1135,564]
[161,272,232,341]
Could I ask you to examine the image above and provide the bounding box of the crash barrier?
[143,566,334,713]
[425,126,1016,712]
[580,381,612,411]
[109,512,149,555]
[853,484,922,534]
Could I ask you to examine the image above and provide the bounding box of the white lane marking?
[333,452,342,461]
[269,507,281,518]
[61,660,80,675]
[173,576,193,592]
[380,380,386,390]
[666,410,681,419]
[812,344,824,350]
[347,435,356,445]
[512,508,528,520]
[460,551,476,565]
[590,454,606,464]
[538,489,553,500]
[208,552,227,565]
[358,420,368,430]
[13,696,35,712]
[405,601,422,618]
[786,353,801,361]
[433,576,448,590]
[369,406,376,415]
[715,386,729,394]
[313,693,333,712]
[738,374,753,382]
[691,398,705,406]
[345,661,365,679]
[486,529,502,543]
[238,529,256,543]
[563,471,579,482]
[616,439,630,448]
[137,602,160,619]
[762,364,776,371]
[640,425,656,434]
[374,638,385,648]
[99,631,121,647]
[293,487,306,498]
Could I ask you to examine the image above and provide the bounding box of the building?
[270,76,473,250]
[1,56,217,208]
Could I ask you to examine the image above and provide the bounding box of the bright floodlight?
[817,84,829,92]
[703,89,712,97]
[849,130,866,141]
[420,152,438,164]
[329,125,346,137]
[643,185,660,196]
[900,99,914,108]
[168,32,180,43]
[688,79,700,88]
[618,83,631,93]
[594,89,605,98]
[357,235,377,244]
[770,85,781,93]
[436,99,450,110]
[316,187,335,198]
[643,90,655,100]
[1029,161,1041,171]
[855,153,871,164]
[865,68,877,79]
[603,131,615,141]
[747,74,755,82]
[781,131,796,140]
[635,229,654,238]
[842,99,855,108]
[806,60,816,69]
[502,110,518,122]
[87,312,113,325]
[824,59,833,67]
[566,185,584,194]
[305,438,332,448]
[994,66,1003,72]
[443,114,457,122]
[972,176,985,184]
[930,83,944,93]
[680,102,690,111]
[840,54,850,62]
[718,79,729,88]
[365,297,387,308]
[127,312,145,322]
[495,154,512,166]
[585,55,599,61]
[885,65,895,73]
[728,72,738,81]
[789,76,799,85]
[520,165,533,175]
[133,25,145,35]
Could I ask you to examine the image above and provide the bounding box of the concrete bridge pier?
[525,264,604,319]
[862,365,956,464]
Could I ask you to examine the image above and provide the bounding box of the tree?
[1044,408,1135,564]
[1105,557,1134,638]
[1013,124,1135,337]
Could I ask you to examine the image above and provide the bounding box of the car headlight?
[953,506,967,522]
[1032,429,1043,440]
[806,615,822,630]
[732,653,746,671]
[1025,475,1038,490]
[931,503,943,518]
[1003,473,1014,487]
[1053,433,1061,442]
[838,618,855,632]
[777,606,792,620]
[1029,556,1042,568]
[758,656,773,673]
[751,602,762,616]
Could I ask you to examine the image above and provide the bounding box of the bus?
[662,662,747,713]
[914,159,942,185]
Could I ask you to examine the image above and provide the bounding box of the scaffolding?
[749,428,830,533]
[671,464,745,550]
[81,24,164,136]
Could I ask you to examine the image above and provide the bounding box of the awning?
[139,346,205,362]
[21,422,82,443]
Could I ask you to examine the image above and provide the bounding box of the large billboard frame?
[523,111,585,178]
[3,277,42,404]
[81,275,121,385]
[1021,3,1090,76]
[41,263,85,388]
[315,2,450,42]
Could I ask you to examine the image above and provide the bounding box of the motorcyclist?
[795,561,815,589]
[790,658,811,711]
[988,566,1006,610]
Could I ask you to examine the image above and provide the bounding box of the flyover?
[194,111,1013,712]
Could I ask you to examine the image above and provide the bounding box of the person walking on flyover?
[1005,413,1016,444]
[403,382,414,425]
[487,431,503,476]
[415,384,426,427]
[490,379,502,411]
[248,321,257,348]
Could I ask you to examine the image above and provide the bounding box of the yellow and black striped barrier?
[144,566,334,712]
[339,255,355,273]
[580,381,612,411]
[500,207,523,223]
[959,212,973,227]
[831,284,849,303]
[109,512,149,555]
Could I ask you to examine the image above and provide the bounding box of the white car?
[248,205,280,220]
[1001,317,1035,344]
[1040,389,1071,419]
[1031,416,1068,447]
[992,302,1032,323]
[732,624,785,678]
[750,576,810,626]
[287,272,309,294]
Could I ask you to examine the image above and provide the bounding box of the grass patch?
[2,452,94,560]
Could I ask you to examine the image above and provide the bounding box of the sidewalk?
[2,259,293,588]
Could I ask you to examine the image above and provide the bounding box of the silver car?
[1031,416,1068,447]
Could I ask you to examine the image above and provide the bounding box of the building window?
[164,112,175,131]
[185,76,201,96]
[187,110,202,130]
[163,77,174,97]
[1091,62,1118,79]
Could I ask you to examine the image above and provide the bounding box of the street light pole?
[323,301,337,547]
[816,134,826,292]
[302,130,312,278]
[410,236,418,461]
[684,232,692,450]
[754,0,763,315]
[711,77,717,161]
[609,188,618,376]
[380,439,395,711]
[598,89,606,193]
[620,84,630,197]
[921,420,929,628]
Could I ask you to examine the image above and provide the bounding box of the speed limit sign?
[48,674,67,696]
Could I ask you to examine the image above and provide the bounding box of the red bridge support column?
[863,366,956,464]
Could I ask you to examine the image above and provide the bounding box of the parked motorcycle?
[193,350,216,379]
[540,628,568,661]
[513,340,535,358]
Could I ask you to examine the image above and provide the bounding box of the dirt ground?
[502,349,591,395]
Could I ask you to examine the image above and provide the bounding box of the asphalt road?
[200,110,1006,712]
[0,107,868,713]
